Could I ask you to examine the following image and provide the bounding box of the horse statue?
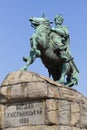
[21,16,79,87]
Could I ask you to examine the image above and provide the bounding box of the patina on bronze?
[21,14,79,87]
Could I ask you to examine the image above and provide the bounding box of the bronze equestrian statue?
[21,14,79,87]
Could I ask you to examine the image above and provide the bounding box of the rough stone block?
[14,125,45,130]
[59,125,72,130]
[59,87,78,101]
[72,127,81,130]
[71,113,80,126]
[71,103,80,113]
[59,100,70,111]
[0,86,11,100]
[45,125,58,130]
[80,115,87,128]
[11,84,24,99]
[0,104,4,128]
[46,110,58,125]
[59,111,70,125]
[80,101,87,116]
[3,125,58,130]
[46,99,57,111]
[3,128,13,130]
[48,86,59,98]
[27,82,48,99]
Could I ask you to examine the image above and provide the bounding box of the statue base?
[0,71,87,130]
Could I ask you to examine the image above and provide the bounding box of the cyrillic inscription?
[4,101,45,127]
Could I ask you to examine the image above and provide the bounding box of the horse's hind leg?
[66,72,79,87]
[58,73,65,84]
[57,64,66,84]
[66,61,79,87]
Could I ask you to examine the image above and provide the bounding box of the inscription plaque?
[4,101,45,128]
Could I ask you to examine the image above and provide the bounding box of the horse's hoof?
[65,80,78,87]
[20,67,27,71]
[23,57,28,62]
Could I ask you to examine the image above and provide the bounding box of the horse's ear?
[42,13,45,18]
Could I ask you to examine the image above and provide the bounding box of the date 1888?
[19,118,29,124]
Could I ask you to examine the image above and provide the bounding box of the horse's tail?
[70,59,79,73]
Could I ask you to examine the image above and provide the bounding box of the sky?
[0,0,87,96]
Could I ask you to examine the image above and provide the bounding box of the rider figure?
[51,14,72,62]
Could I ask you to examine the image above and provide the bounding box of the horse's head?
[29,16,52,28]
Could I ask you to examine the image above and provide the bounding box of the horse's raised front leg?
[20,49,41,71]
